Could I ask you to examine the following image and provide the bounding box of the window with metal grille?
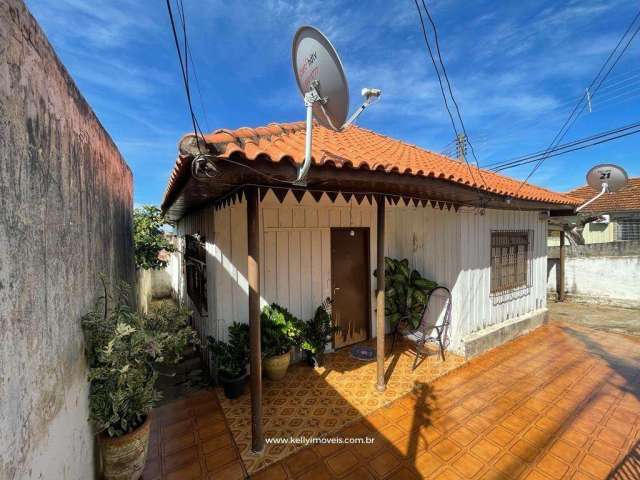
[490,230,531,294]
[617,219,640,241]
[185,234,207,315]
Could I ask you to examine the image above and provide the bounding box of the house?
[549,177,640,245]
[161,120,578,452]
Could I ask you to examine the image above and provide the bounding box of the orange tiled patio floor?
[219,338,465,473]
[145,322,640,479]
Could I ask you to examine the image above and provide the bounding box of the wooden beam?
[558,230,566,302]
[376,195,386,392]
[163,159,577,221]
[246,187,264,453]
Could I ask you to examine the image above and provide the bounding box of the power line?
[419,0,489,190]
[165,0,205,151]
[486,121,640,172]
[495,127,640,172]
[488,121,640,170]
[175,0,211,132]
[412,3,461,141]
[513,9,640,194]
[458,73,640,153]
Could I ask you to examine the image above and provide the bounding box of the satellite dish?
[292,26,349,130]
[585,163,628,193]
[576,163,628,212]
[290,26,381,185]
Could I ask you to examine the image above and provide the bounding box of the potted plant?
[301,299,339,367]
[82,278,196,480]
[261,303,303,380]
[375,257,437,330]
[208,322,250,399]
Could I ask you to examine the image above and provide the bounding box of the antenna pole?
[576,183,608,212]
[295,81,325,185]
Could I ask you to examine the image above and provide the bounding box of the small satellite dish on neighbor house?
[291,25,381,185]
[576,163,628,212]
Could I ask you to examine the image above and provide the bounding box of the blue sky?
[26,0,640,206]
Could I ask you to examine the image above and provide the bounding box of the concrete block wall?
[0,1,134,478]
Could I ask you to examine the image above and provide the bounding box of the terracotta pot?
[263,349,291,380]
[99,415,150,480]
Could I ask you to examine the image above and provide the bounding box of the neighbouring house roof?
[566,177,640,214]
[162,121,580,219]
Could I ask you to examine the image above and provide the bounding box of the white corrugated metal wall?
[175,192,548,354]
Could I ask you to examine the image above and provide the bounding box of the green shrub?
[375,257,437,329]
[82,278,197,437]
[260,303,304,357]
[146,300,198,365]
[208,322,250,381]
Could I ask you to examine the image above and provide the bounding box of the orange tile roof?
[566,177,640,213]
[163,122,580,209]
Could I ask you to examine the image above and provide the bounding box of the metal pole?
[247,187,263,453]
[376,195,386,392]
[558,230,565,302]
[294,91,316,185]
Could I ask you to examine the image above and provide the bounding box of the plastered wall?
[0,1,134,478]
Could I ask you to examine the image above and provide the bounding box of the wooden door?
[331,228,370,348]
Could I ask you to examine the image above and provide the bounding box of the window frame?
[490,230,533,295]
[616,218,640,241]
[184,234,207,315]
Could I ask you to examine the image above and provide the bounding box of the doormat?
[350,345,375,361]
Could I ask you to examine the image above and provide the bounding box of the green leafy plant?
[260,303,304,358]
[134,205,175,270]
[301,298,339,365]
[375,257,437,329]
[145,300,199,365]
[208,322,250,381]
[82,278,197,437]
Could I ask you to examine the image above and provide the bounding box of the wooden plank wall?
[175,206,217,347]
[260,190,377,338]
[176,194,548,354]
[386,205,546,352]
[457,208,548,346]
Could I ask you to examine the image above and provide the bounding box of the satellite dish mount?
[292,26,381,185]
[576,163,628,212]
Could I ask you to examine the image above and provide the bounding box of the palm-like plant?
[301,298,339,366]
[375,257,437,329]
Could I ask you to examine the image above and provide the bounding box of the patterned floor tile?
[145,321,640,479]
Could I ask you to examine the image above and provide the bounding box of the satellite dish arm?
[342,88,382,130]
[295,81,326,185]
[576,183,608,212]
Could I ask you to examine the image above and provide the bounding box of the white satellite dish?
[291,25,381,185]
[292,26,349,131]
[576,163,628,212]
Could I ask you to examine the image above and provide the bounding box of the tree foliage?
[134,205,175,270]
